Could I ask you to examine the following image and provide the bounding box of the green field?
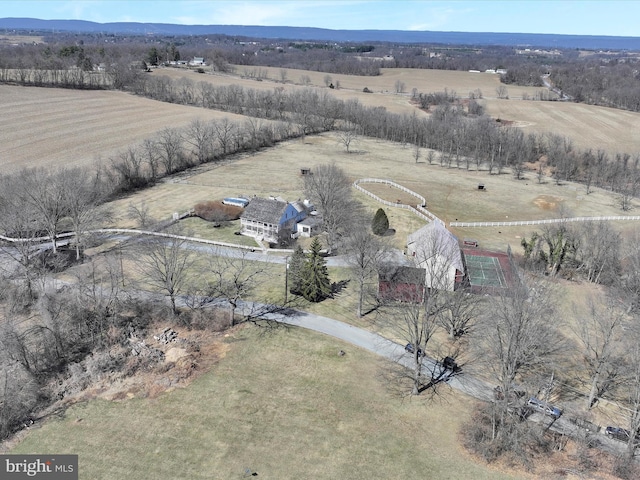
[10,326,524,480]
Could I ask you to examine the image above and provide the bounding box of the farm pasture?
[108,132,637,253]
[0,85,254,172]
[9,325,526,480]
[160,65,640,154]
[3,65,640,176]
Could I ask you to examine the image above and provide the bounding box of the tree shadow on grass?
[331,279,350,297]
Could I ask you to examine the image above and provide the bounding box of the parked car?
[442,356,459,372]
[432,356,459,381]
[404,343,424,357]
[605,426,631,442]
[527,397,562,418]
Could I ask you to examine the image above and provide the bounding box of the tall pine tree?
[372,208,389,236]
[301,238,332,302]
[287,245,306,296]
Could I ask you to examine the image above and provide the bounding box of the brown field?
[160,65,640,154]
[2,65,640,175]
[0,85,253,172]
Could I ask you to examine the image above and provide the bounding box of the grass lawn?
[10,325,526,480]
[179,217,260,247]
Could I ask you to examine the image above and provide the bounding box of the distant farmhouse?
[240,196,317,244]
[189,57,206,66]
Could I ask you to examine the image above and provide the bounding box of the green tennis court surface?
[464,253,507,288]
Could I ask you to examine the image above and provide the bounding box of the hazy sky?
[3,1,638,37]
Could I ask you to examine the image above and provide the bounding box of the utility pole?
[284,256,289,304]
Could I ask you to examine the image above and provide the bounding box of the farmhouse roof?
[241,197,288,224]
[291,200,307,213]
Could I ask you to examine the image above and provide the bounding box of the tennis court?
[464,253,507,288]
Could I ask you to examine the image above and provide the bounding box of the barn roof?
[241,197,288,225]
[379,265,426,285]
[407,221,464,272]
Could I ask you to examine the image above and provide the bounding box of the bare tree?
[380,299,444,396]
[15,168,69,254]
[185,118,214,164]
[436,289,483,340]
[156,127,184,175]
[303,163,359,254]
[0,176,46,297]
[381,225,464,395]
[615,326,640,470]
[202,250,265,326]
[212,118,237,156]
[574,297,626,409]
[574,220,621,284]
[134,226,195,315]
[141,138,161,182]
[496,85,509,99]
[344,229,386,317]
[472,277,564,447]
[111,146,148,191]
[336,124,357,153]
[0,363,39,440]
[64,167,111,260]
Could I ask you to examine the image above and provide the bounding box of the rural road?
[235,300,628,456]
[238,300,497,402]
[0,233,628,456]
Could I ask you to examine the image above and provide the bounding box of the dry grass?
[3,65,640,177]
[161,65,640,153]
[9,325,527,480]
[107,132,637,254]
[0,85,252,173]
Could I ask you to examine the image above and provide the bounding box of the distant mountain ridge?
[1,17,639,50]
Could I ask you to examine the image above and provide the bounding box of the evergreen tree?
[287,245,306,296]
[301,238,332,302]
[372,208,389,236]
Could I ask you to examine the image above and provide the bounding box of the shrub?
[194,201,243,222]
[372,208,389,235]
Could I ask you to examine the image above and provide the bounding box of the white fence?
[450,216,640,228]
[353,178,443,225]
[0,226,296,255]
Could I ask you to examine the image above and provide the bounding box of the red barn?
[378,265,426,303]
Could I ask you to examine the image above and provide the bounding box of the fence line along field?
[0,85,254,172]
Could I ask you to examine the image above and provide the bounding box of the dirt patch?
[64,327,230,407]
[533,195,564,211]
